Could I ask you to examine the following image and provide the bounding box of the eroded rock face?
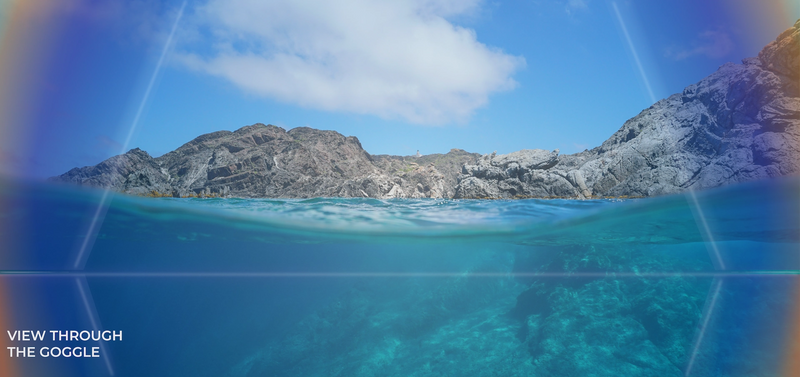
[455,149,584,199]
[454,21,800,198]
[53,148,173,196]
[51,124,479,198]
[53,21,800,199]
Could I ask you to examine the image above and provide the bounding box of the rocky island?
[52,125,479,199]
[52,20,800,199]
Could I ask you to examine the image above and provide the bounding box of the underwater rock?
[228,243,719,377]
[230,251,532,377]
[511,243,713,375]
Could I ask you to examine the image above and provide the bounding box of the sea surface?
[1,177,798,376]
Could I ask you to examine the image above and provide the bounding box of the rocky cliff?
[454,20,800,198]
[52,124,479,198]
[54,20,800,199]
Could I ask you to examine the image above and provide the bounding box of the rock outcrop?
[52,124,479,198]
[455,20,800,198]
[54,20,800,199]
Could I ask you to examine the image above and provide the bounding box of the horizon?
[1,2,800,376]
[1,0,799,177]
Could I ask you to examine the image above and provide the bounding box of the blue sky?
[5,0,799,177]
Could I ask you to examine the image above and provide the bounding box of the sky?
[1,0,799,178]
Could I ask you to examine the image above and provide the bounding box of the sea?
[0,177,798,377]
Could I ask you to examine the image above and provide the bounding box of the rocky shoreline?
[52,124,480,199]
[454,19,800,199]
[52,20,800,199]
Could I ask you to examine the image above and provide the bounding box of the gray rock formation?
[51,147,174,196]
[52,124,479,198]
[455,20,800,198]
[54,20,800,199]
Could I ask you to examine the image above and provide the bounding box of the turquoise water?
[1,178,798,376]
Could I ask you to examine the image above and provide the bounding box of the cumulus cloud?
[178,0,525,124]
[666,30,734,60]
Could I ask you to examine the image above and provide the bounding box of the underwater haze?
[0,177,799,376]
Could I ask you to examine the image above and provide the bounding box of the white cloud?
[666,30,734,60]
[178,0,525,124]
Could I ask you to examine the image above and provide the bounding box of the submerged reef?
[228,242,767,376]
[228,238,790,376]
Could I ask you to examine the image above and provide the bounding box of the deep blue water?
[0,177,798,376]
